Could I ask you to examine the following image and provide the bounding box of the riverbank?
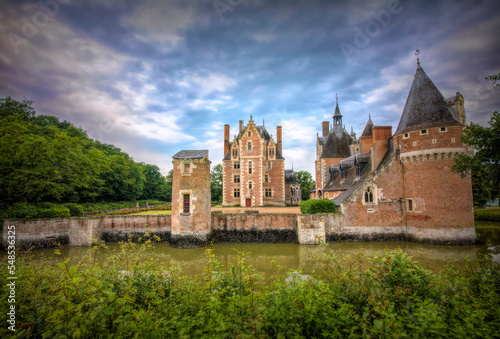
[1,245,498,338]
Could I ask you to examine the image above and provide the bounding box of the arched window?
[364,187,373,203]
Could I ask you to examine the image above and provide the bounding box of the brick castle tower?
[171,150,211,248]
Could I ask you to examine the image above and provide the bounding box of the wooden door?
[245,198,251,207]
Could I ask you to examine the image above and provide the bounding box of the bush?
[38,207,71,218]
[64,203,84,217]
[300,199,336,214]
[7,202,39,219]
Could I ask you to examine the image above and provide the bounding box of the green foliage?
[1,247,498,338]
[6,202,39,219]
[475,208,500,222]
[295,170,314,201]
[300,198,336,214]
[211,164,223,203]
[64,203,84,217]
[0,97,170,213]
[38,206,71,218]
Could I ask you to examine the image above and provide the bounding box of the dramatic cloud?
[1,0,499,175]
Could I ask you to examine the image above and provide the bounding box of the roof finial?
[335,93,338,105]
[415,49,420,67]
[263,119,265,127]
[250,114,253,121]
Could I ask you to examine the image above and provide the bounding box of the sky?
[1,0,499,175]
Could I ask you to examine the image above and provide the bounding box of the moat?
[22,221,499,276]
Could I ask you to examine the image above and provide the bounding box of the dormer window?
[269,148,275,156]
[248,131,251,137]
[248,142,252,150]
[440,127,447,132]
[355,163,361,177]
[420,129,428,135]
[232,148,238,156]
[364,187,374,203]
[403,133,409,139]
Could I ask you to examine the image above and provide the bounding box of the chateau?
[311,61,475,243]
[222,117,301,207]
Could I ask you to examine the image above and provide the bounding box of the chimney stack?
[239,120,243,133]
[370,126,392,172]
[322,121,329,137]
[224,124,230,157]
[276,126,282,155]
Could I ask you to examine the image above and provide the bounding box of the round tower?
[394,62,475,244]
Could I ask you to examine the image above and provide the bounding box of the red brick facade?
[222,117,285,207]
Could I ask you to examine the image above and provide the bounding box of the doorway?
[245,198,252,207]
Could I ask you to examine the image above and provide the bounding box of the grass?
[475,207,500,222]
[128,210,172,216]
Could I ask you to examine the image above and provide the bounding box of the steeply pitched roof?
[320,128,351,159]
[333,100,342,117]
[284,169,298,185]
[173,150,208,159]
[395,65,462,135]
[361,115,374,137]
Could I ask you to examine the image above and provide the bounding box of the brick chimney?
[370,126,392,172]
[276,126,282,155]
[224,124,230,157]
[360,135,373,154]
[322,121,329,137]
[239,120,243,133]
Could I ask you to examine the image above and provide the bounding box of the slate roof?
[333,101,342,117]
[222,123,284,160]
[320,127,352,159]
[322,154,371,192]
[173,150,208,159]
[361,115,374,137]
[395,65,462,135]
[285,170,299,185]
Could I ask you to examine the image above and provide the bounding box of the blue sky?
[1,0,499,175]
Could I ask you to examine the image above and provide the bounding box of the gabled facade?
[222,116,286,207]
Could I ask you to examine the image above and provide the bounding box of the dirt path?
[211,206,301,214]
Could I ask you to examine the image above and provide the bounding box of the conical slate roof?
[333,101,342,117]
[361,115,373,137]
[395,65,462,135]
[320,129,351,159]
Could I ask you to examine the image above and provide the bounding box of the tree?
[0,96,36,121]
[295,170,314,201]
[165,170,173,202]
[211,164,223,203]
[452,111,500,206]
[141,163,168,201]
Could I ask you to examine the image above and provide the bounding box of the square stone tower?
[171,150,211,248]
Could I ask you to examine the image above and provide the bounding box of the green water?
[23,221,500,276]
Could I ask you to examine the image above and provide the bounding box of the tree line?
[0,97,171,213]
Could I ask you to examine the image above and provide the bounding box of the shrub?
[38,207,71,218]
[64,203,84,217]
[7,202,39,219]
[300,199,336,214]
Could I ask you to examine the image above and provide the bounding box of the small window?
[184,163,190,173]
[248,131,251,137]
[269,148,275,156]
[432,139,437,144]
[234,161,240,169]
[420,129,427,135]
[412,141,417,147]
[356,147,359,152]
[234,188,240,198]
[249,161,252,174]
[248,142,252,150]
[265,174,269,183]
[407,199,414,212]
[234,175,240,183]
[440,127,447,132]
[265,188,272,197]
[403,133,409,139]
[232,148,238,156]
[364,187,373,203]
[268,162,271,169]
[183,194,190,213]
[249,181,252,190]
[451,138,455,143]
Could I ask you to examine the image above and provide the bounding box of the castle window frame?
[248,161,252,174]
[265,174,269,183]
[268,162,271,169]
[364,187,374,204]
[451,138,456,143]
[234,188,240,198]
[403,133,410,139]
[183,163,190,173]
[269,148,275,156]
[249,181,253,190]
[248,142,252,150]
[420,129,428,135]
[232,148,238,156]
[265,188,272,197]
[234,175,240,183]
[432,139,437,144]
[248,131,251,137]
[183,194,190,214]
[412,141,417,147]
[234,161,240,169]
[440,127,447,132]
[407,198,414,212]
